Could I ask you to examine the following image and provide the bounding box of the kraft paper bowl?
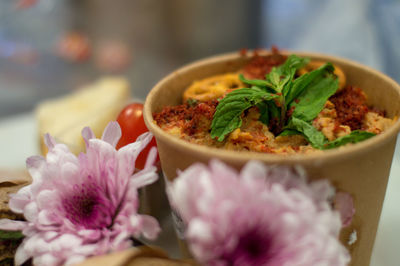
[143,51,400,266]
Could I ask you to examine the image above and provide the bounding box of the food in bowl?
[153,50,395,154]
[144,49,400,266]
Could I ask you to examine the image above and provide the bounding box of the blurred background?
[0,1,400,265]
[0,0,262,117]
[1,0,400,118]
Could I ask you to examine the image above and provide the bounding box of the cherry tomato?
[116,103,158,169]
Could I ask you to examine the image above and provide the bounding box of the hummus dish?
[153,49,395,154]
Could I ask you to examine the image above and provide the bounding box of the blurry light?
[15,0,38,10]
[57,31,91,63]
[94,40,132,73]
[0,39,38,65]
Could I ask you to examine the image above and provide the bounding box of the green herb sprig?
[210,54,376,148]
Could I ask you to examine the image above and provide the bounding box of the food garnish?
[210,54,376,149]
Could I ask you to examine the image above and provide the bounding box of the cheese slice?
[36,77,130,155]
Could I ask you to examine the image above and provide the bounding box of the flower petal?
[26,155,46,182]
[24,201,39,222]
[101,121,121,147]
[0,219,27,231]
[65,255,86,266]
[43,231,58,241]
[38,210,58,226]
[111,231,130,249]
[61,161,79,180]
[82,126,96,149]
[186,218,213,243]
[24,233,50,254]
[33,253,61,266]
[44,133,57,151]
[36,189,57,209]
[117,132,153,173]
[241,160,267,182]
[71,243,98,256]
[77,229,101,240]
[143,146,157,170]
[15,240,31,266]
[50,234,83,251]
[137,215,161,240]
[129,166,158,189]
[9,187,31,213]
[86,139,117,166]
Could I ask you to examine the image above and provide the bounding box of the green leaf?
[265,67,292,93]
[256,101,269,125]
[0,230,24,240]
[239,74,273,90]
[268,70,282,87]
[268,100,281,120]
[279,129,301,137]
[287,118,376,150]
[280,54,310,74]
[289,64,338,121]
[323,130,376,149]
[286,117,327,148]
[211,88,278,141]
[240,55,307,94]
[256,100,282,128]
[268,55,308,92]
[285,63,334,105]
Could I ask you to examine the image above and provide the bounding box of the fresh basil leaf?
[265,67,293,93]
[253,55,309,94]
[271,55,308,91]
[211,88,278,141]
[256,101,269,125]
[268,70,282,87]
[286,117,327,148]
[323,130,376,149]
[285,63,334,106]
[239,74,273,90]
[0,230,24,240]
[289,64,338,121]
[256,100,282,127]
[279,129,301,137]
[268,100,280,120]
[280,54,310,74]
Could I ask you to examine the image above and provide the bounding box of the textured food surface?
[154,52,395,154]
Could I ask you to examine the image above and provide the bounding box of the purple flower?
[0,122,160,266]
[168,160,350,266]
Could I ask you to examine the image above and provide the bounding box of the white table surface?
[0,112,399,266]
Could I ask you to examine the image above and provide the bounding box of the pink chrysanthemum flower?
[0,122,160,266]
[168,160,350,266]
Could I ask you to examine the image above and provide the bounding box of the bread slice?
[36,77,131,155]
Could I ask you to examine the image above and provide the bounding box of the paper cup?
[143,51,400,266]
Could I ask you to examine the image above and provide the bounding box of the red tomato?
[116,103,158,169]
